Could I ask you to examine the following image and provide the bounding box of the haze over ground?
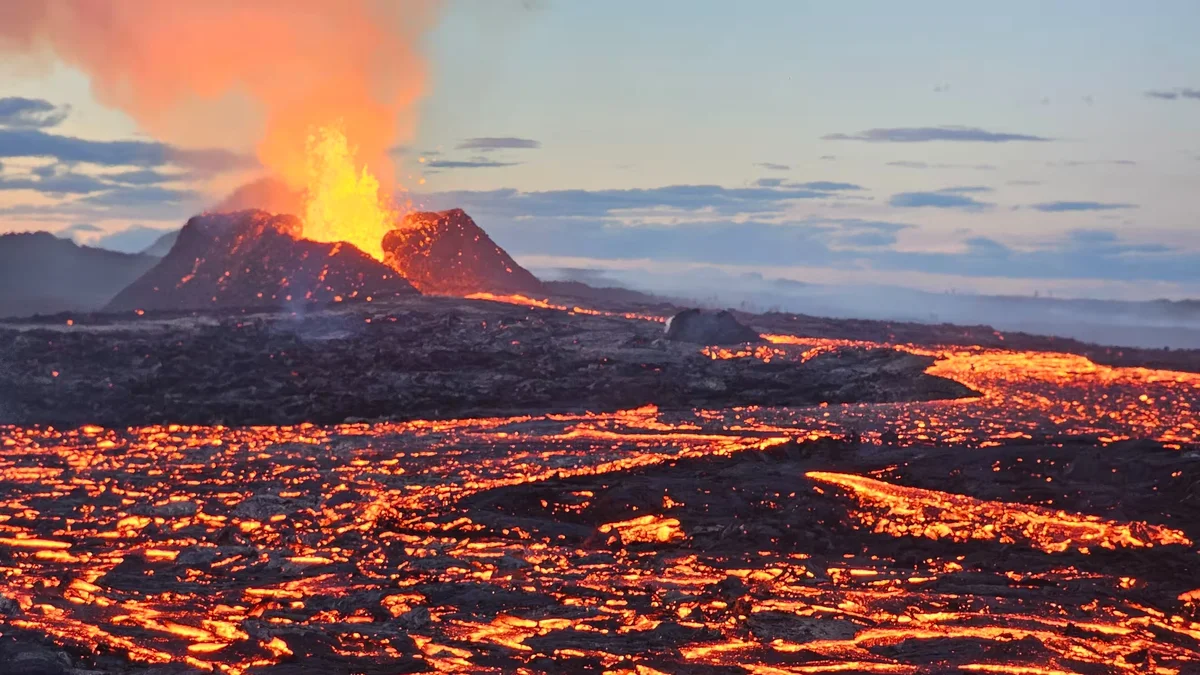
[1,0,1197,302]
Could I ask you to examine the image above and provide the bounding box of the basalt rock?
[664,308,763,345]
[382,208,543,296]
[105,210,417,312]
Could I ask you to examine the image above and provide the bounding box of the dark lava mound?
[106,210,417,312]
[665,308,764,344]
[382,208,543,295]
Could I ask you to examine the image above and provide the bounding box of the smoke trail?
[0,0,443,189]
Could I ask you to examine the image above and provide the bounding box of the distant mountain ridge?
[142,229,179,257]
[0,231,159,318]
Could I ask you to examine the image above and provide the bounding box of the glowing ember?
[301,125,395,261]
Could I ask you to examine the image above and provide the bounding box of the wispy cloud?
[887,160,996,171]
[414,182,854,220]
[1145,88,1200,101]
[754,178,860,191]
[792,181,862,191]
[0,172,112,196]
[412,192,1197,283]
[0,128,255,172]
[756,162,790,171]
[456,137,541,150]
[825,126,1052,143]
[938,185,993,194]
[889,189,992,210]
[1050,159,1136,167]
[425,158,520,169]
[1029,201,1137,212]
[0,97,70,129]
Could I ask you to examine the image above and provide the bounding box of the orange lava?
[2,306,1199,672]
[807,470,1192,553]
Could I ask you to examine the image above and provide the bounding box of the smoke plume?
[0,0,443,189]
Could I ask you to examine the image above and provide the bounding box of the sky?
[1,0,1198,300]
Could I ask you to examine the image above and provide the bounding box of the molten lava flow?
[807,471,1192,553]
[3,301,1200,672]
[301,125,395,261]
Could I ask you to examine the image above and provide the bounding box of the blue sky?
[1,0,1199,299]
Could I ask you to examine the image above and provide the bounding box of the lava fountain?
[301,124,396,261]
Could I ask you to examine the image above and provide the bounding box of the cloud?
[403,183,1197,284]
[938,185,993,194]
[862,230,1192,282]
[792,181,862,191]
[0,171,113,196]
[0,179,203,224]
[889,189,992,210]
[431,203,1197,283]
[456,137,541,150]
[0,97,70,129]
[887,160,996,171]
[415,182,853,221]
[79,185,199,207]
[1052,159,1136,167]
[1145,88,1200,101]
[824,126,1052,143]
[0,128,255,172]
[425,158,520,169]
[1029,201,1137,212]
[756,162,791,171]
[106,169,188,185]
[755,178,859,191]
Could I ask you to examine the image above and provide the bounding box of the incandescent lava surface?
[0,296,1198,674]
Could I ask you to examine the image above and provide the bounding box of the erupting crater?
[105,209,417,312]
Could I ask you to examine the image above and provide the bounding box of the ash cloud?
[0,1,445,188]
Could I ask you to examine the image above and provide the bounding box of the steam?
[0,0,443,189]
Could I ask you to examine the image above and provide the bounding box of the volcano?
[382,208,543,295]
[106,210,417,312]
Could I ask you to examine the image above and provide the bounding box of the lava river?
[0,322,1198,673]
